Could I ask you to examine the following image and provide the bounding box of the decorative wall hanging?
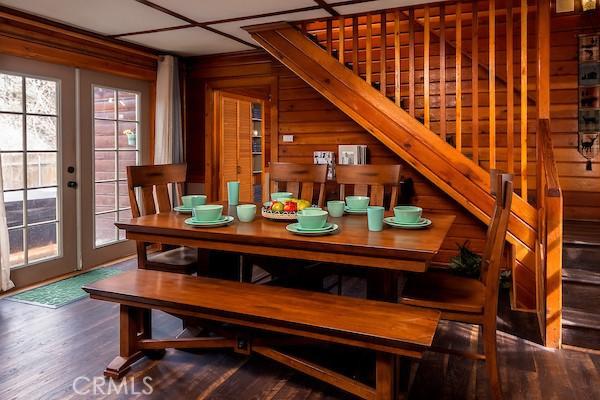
[578,33,600,170]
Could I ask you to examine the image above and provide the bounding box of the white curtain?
[0,155,14,292]
[154,55,183,165]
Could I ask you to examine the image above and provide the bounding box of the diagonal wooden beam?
[401,8,536,105]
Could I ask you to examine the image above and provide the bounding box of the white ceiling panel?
[151,0,318,23]
[122,27,252,56]
[0,0,186,35]
[333,0,431,15]
[212,9,329,45]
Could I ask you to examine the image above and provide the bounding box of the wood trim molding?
[0,7,158,81]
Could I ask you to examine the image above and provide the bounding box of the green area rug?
[7,268,124,308]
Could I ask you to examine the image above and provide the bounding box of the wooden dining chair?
[127,163,201,275]
[400,171,513,400]
[266,162,328,207]
[335,164,403,209]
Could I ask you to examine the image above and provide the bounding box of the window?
[0,72,60,267]
[93,86,139,247]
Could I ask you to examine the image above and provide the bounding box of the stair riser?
[563,245,600,271]
[563,282,600,312]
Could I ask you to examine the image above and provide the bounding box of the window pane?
[1,153,24,190]
[118,208,132,240]
[118,181,130,209]
[27,115,57,151]
[118,151,137,180]
[8,228,24,267]
[0,73,22,112]
[117,121,138,149]
[95,120,115,149]
[0,113,23,151]
[27,152,57,188]
[95,212,116,246]
[4,190,23,228]
[117,91,138,121]
[95,151,116,181]
[27,223,58,262]
[25,78,57,115]
[94,87,115,119]
[95,182,116,212]
[27,187,57,224]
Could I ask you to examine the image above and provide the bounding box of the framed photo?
[580,35,600,62]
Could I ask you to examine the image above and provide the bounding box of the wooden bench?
[83,269,440,400]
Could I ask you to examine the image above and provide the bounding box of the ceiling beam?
[133,0,259,49]
[314,0,340,16]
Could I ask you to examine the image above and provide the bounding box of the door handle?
[67,181,78,188]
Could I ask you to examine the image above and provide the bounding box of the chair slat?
[287,182,300,198]
[335,165,402,210]
[141,187,156,216]
[155,184,172,213]
[370,185,385,207]
[354,184,369,197]
[267,163,328,207]
[300,182,314,203]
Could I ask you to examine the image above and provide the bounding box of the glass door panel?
[0,55,77,287]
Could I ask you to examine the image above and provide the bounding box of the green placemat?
[7,267,124,308]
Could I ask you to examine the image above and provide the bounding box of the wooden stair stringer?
[246,22,539,309]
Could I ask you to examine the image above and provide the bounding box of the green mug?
[237,204,256,222]
[181,195,207,208]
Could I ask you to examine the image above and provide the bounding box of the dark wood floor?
[1,259,599,400]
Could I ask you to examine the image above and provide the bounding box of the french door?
[0,55,150,288]
[78,70,150,269]
[0,56,77,287]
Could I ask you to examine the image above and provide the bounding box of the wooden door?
[218,93,253,203]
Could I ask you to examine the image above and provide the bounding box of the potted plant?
[123,129,136,146]
[450,241,512,288]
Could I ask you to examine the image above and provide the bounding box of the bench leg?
[104,305,148,379]
[376,353,397,400]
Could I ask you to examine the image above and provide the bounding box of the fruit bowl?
[261,200,316,221]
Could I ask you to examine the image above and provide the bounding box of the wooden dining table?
[116,202,456,301]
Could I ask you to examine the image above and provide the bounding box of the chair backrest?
[268,162,328,207]
[127,164,187,217]
[335,165,402,210]
[480,172,513,317]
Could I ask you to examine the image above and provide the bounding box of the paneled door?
[0,56,77,287]
[218,92,253,203]
[78,70,150,268]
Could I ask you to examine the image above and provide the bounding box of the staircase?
[562,220,600,350]
[244,0,562,347]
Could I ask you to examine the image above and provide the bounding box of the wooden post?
[326,19,333,55]
[472,0,479,164]
[506,0,515,174]
[339,17,345,63]
[380,12,387,97]
[409,8,415,117]
[423,6,430,128]
[439,4,446,140]
[455,1,462,151]
[366,14,373,84]
[394,10,401,106]
[520,0,528,201]
[352,17,359,75]
[489,0,496,168]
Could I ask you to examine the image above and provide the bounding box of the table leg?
[104,305,146,379]
[367,270,399,302]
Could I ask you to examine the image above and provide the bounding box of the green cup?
[227,181,240,206]
[393,206,422,224]
[181,195,207,208]
[327,200,345,217]
[192,204,223,222]
[367,206,385,232]
[236,204,256,222]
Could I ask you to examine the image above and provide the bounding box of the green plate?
[184,215,234,227]
[383,217,432,229]
[295,222,334,232]
[174,205,193,213]
[344,206,367,215]
[286,223,339,236]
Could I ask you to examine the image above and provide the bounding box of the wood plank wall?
[549,12,600,220]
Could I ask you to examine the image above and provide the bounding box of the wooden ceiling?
[0,0,433,56]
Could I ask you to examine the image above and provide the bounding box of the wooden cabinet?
[218,93,263,203]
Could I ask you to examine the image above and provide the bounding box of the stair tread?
[564,220,600,246]
[562,268,600,285]
[562,308,600,330]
